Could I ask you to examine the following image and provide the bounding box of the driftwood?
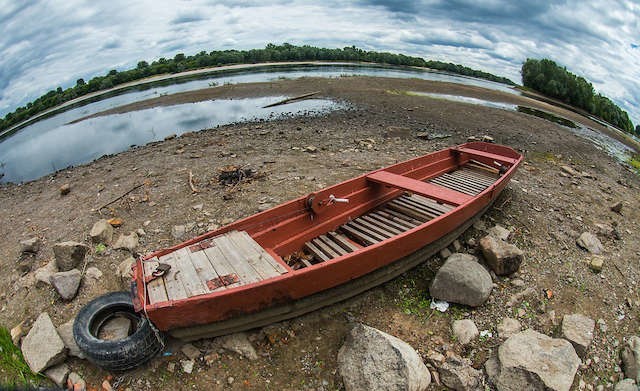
[97,184,144,212]
[189,171,199,193]
[262,91,320,108]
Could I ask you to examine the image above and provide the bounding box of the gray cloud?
[0,0,638,126]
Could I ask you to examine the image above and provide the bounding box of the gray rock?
[90,219,113,244]
[59,183,71,195]
[610,201,623,214]
[11,321,27,345]
[21,313,66,373]
[20,237,42,254]
[452,319,479,345]
[621,336,640,382]
[594,223,615,238]
[34,260,58,286]
[181,343,202,360]
[577,232,604,254]
[57,319,85,359]
[113,232,139,251]
[614,379,637,391]
[439,248,452,259]
[117,256,136,283]
[68,372,85,389]
[97,316,131,340]
[385,126,411,139]
[439,354,483,391]
[338,324,430,391]
[53,241,89,272]
[497,318,522,339]
[50,269,82,300]
[44,363,69,387]
[219,332,258,360]
[589,256,604,273]
[492,329,580,391]
[429,253,492,307]
[562,314,595,358]
[488,225,511,241]
[479,235,524,275]
[84,266,103,282]
[172,223,196,240]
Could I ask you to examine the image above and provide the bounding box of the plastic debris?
[430,300,450,312]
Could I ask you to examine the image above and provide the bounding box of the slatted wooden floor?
[303,165,497,264]
[144,231,288,305]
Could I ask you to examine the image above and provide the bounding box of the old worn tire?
[73,291,164,371]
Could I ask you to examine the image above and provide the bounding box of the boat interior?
[142,144,519,305]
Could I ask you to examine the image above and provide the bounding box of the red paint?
[132,142,523,331]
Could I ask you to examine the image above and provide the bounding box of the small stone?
[34,260,57,286]
[102,380,114,391]
[68,372,85,390]
[181,343,202,360]
[227,376,235,385]
[439,354,483,390]
[510,278,525,287]
[589,256,604,273]
[561,165,580,176]
[164,133,177,141]
[204,352,219,366]
[51,269,82,300]
[610,201,623,214]
[90,219,114,244]
[192,203,203,211]
[614,379,637,391]
[59,183,71,195]
[439,248,452,259]
[429,253,492,307]
[497,317,522,339]
[219,332,258,360]
[167,362,175,373]
[452,240,462,252]
[481,135,495,143]
[57,319,85,359]
[303,145,318,153]
[113,232,139,251]
[20,237,42,254]
[21,313,67,373]
[577,232,604,254]
[479,235,524,275]
[53,241,89,272]
[597,319,608,333]
[10,320,27,345]
[488,224,511,241]
[621,336,640,382]
[452,319,479,345]
[97,316,132,340]
[44,363,69,387]
[181,360,194,374]
[562,314,595,358]
[117,257,136,284]
[385,126,411,139]
[136,228,146,237]
[85,266,103,281]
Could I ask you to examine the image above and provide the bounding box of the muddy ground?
[1,76,639,390]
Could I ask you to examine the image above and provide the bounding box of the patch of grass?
[628,154,640,171]
[529,151,561,164]
[517,106,578,128]
[0,327,41,386]
[95,243,107,255]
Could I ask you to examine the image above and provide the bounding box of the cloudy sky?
[1,0,639,126]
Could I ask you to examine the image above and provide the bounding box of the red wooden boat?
[129,141,522,340]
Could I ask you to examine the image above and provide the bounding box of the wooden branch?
[262,91,321,108]
[97,183,144,211]
[189,171,199,193]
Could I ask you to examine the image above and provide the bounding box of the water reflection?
[0,97,345,183]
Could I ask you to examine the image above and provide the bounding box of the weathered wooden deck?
[144,230,288,305]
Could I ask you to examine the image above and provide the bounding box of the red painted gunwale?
[133,142,522,330]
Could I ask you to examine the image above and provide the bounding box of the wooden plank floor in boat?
[303,164,498,263]
[144,231,288,305]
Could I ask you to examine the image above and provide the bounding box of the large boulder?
[429,253,492,307]
[576,232,603,254]
[614,379,637,391]
[50,269,82,300]
[21,313,67,373]
[479,235,524,275]
[53,241,89,272]
[561,314,595,358]
[488,329,580,391]
[338,323,431,391]
[90,219,113,244]
[621,336,640,382]
[438,354,483,390]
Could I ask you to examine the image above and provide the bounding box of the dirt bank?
[1,76,639,389]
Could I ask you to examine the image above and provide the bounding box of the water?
[410,91,635,164]
[0,97,345,183]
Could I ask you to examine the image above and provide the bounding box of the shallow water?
[0,97,345,183]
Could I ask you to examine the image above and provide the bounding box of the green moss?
[629,154,640,171]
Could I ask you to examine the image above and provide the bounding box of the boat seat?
[367,171,472,206]
[455,147,519,165]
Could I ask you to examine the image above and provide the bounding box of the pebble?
[227,376,235,385]
[180,359,194,374]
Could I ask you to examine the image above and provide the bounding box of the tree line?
[0,43,515,134]
[521,58,635,135]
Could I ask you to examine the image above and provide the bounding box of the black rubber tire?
[73,291,164,371]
